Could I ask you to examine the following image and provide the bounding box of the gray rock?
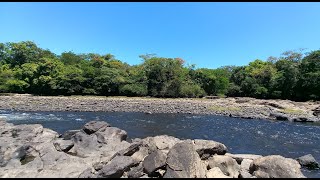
[118,142,142,156]
[206,167,232,178]
[249,155,306,178]
[70,131,100,157]
[61,130,80,140]
[240,159,253,171]
[82,121,111,135]
[53,139,74,152]
[270,113,289,121]
[98,156,137,178]
[78,168,97,178]
[131,147,150,163]
[127,163,145,178]
[261,102,285,109]
[208,155,240,178]
[142,135,180,153]
[142,150,167,176]
[239,169,253,178]
[194,139,227,160]
[297,154,319,169]
[292,117,314,122]
[164,140,206,178]
[95,127,127,144]
[225,153,262,164]
[312,106,320,117]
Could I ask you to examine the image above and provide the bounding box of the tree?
[142,56,187,97]
[296,50,320,100]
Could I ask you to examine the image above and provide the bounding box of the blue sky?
[1,2,320,69]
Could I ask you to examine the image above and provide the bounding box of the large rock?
[206,167,232,178]
[131,146,150,163]
[152,135,181,150]
[82,121,110,135]
[249,155,306,178]
[297,154,319,169]
[208,155,240,178]
[141,135,181,153]
[163,140,206,178]
[127,163,145,178]
[117,142,142,156]
[95,127,127,144]
[239,169,254,178]
[225,153,262,164]
[142,150,167,176]
[98,156,137,178]
[194,139,227,160]
[239,159,254,178]
[53,139,74,152]
[240,159,253,171]
[61,130,80,140]
[70,131,100,157]
[78,168,97,178]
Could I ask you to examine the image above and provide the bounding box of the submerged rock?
[297,154,319,170]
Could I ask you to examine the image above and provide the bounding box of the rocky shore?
[0,119,318,178]
[0,94,319,123]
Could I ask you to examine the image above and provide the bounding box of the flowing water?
[0,109,319,178]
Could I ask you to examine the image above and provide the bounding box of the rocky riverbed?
[0,94,319,123]
[0,118,318,178]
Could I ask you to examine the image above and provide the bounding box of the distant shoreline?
[0,94,319,123]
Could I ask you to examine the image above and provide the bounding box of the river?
[0,110,319,178]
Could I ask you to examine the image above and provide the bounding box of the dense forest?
[0,41,319,101]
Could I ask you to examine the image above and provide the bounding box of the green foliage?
[179,81,206,98]
[0,41,319,101]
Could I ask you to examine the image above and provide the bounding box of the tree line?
[0,41,319,101]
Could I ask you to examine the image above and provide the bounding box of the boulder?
[142,150,167,176]
[208,155,240,178]
[61,130,80,140]
[78,168,97,178]
[240,159,253,171]
[163,140,206,178]
[142,135,180,153]
[98,156,137,178]
[117,142,142,156]
[82,121,110,135]
[127,163,145,178]
[95,127,127,144]
[194,139,227,160]
[131,147,150,163]
[206,167,232,178]
[70,131,100,157]
[297,154,319,169]
[53,139,74,152]
[239,169,254,178]
[249,155,306,178]
[225,153,262,164]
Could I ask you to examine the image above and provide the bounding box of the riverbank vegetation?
[0,41,319,101]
